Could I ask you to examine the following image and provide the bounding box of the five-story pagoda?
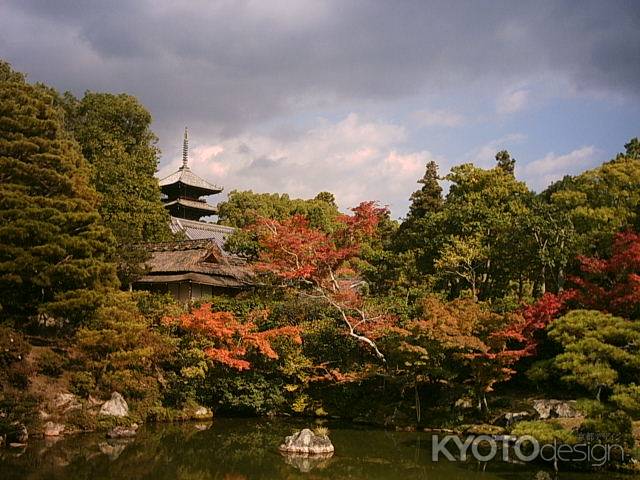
[159,127,222,221]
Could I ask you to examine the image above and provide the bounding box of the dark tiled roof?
[141,239,254,287]
[169,217,235,248]
[158,166,223,193]
[164,198,218,214]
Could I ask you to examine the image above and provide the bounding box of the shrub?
[7,362,34,389]
[37,349,66,377]
[0,326,30,368]
[611,384,640,419]
[575,398,608,418]
[206,371,285,415]
[510,420,577,444]
[69,371,96,398]
[577,410,635,450]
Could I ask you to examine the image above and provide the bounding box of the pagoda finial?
[182,126,189,168]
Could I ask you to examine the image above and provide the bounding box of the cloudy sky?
[2,0,639,217]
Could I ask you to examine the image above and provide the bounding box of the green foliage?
[218,190,341,257]
[36,349,66,377]
[544,150,640,256]
[0,326,30,369]
[0,72,119,326]
[207,371,286,415]
[548,310,640,397]
[69,371,96,398]
[611,384,640,418]
[74,292,176,402]
[495,150,516,175]
[510,420,577,444]
[575,398,609,418]
[218,190,340,230]
[578,410,635,449]
[60,91,172,286]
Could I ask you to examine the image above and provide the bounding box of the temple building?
[133,128,253,301]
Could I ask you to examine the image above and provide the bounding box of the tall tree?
[0,63,118,327]
[434,163,534,300]
[543,143,640,257]
[406,161,443,222]
[495,150,516,175]
[218,190,340,231]
[62,92,172,286]
[389,161,444,290]
[253,202,394,362]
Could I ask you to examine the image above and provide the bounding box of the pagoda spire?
[182,126,189,169]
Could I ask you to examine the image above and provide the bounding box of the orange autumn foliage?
[164,303,302,371]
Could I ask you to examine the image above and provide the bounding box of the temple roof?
[169,217,235,248]
[138,239,254,288]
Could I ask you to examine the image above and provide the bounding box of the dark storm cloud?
[2,0,639,140]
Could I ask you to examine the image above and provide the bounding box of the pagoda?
[132,129,253,302]
[159,127,222,220]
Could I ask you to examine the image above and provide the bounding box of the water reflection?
[0,418,626,480]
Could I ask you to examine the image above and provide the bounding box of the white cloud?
[465,133,527,168]
[519,146,600,191]
[412,109,465,127]
[159,113,445,217]
[497,88,530,114]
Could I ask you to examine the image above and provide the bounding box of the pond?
[0,418,627,479]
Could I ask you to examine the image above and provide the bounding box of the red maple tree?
[252,201,394,362]
[570,231,640,319]
[164,304,301,370]
[521,230,640,329]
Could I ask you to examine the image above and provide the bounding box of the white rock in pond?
[193,406,213,420]
[99,392,129,417]
[279,429,334,455]
[43,421,65,437]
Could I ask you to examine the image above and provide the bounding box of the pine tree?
[61,92,172,286]
[495,150,516,175]
[623,137,639,160]
[406,161,443,222]
[0,62,118,327]
[384,161,444,290]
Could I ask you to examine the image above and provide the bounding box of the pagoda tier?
[164,198,218,220]
[159,128,222,221]
[159,165,223,198]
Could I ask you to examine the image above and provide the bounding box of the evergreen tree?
[0,62,118,327]
[61,92,172,286]
[381,161,444,293]
[495,150,516,175]
[623,137,639,160]
[314,191,338,208]
[406,160,443,221]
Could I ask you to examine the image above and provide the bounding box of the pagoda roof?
[164,198,218,216]
[159,166,223,194]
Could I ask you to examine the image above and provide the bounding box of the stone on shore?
[532,399,582,419]
[99,392,129,417]
[192,406,213,420]
[43,421,65,437]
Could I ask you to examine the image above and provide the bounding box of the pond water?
[0,418,627,479]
